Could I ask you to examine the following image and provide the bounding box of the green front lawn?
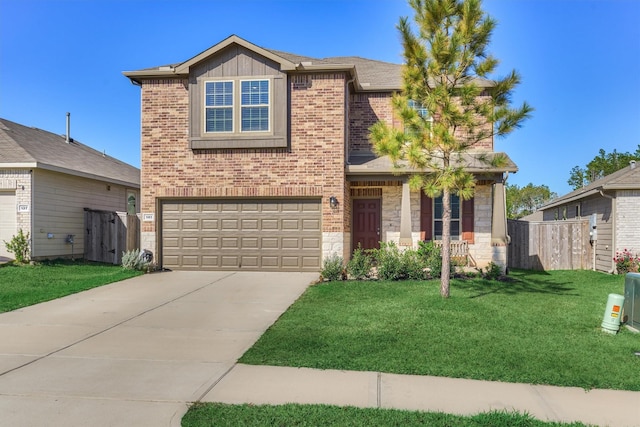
[240,270,640,391]
[0,259,142,313]
[183,403,589,427]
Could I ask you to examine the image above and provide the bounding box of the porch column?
[491,180,509,245]
[399,178,413,246]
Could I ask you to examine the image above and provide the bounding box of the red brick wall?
[140,73,348,240]
[348,92,494,153]
[349,93,396,154]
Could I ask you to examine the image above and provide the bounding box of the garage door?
[161,199,322,271]
[0,192,17,259]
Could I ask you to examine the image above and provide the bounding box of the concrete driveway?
[0,271,317,426]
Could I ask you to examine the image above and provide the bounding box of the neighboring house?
[123,35,516,272]
[0,117,140,260]
[537,161,640,273]
[518,210,543,221]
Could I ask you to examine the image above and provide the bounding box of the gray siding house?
[0,118,140,261]
[538,161,640,273]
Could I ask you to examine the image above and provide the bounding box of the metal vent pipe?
[66,112,70,143]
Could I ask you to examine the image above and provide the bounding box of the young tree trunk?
[441,188,451,298]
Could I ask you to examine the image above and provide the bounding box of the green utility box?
[623,272,640,330]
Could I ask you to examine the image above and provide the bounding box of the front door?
[352,199,381,251]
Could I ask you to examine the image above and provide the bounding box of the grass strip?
[182,403,590,426]
[0,259,142,312]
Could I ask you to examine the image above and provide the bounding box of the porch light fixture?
[329,196,339,209]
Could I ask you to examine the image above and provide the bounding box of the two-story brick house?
[124,35,516,272]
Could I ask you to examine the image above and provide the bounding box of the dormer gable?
[176,35,297,74]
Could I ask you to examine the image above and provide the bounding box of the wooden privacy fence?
[507,219,593,271]
[84,208,140,264]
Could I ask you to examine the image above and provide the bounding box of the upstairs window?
[408,99,430,119]
[241,80,269,132]
[205,81,233,132]
[407,99,433,136]
[204,79,270,134]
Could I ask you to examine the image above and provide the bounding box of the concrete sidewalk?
[204,364,640,426]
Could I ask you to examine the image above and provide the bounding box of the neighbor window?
[204,79,270,134]
[434,194,460,240]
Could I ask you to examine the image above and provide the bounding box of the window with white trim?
[408,99,430,119]
[204,79,270,134]
[241,80,269,132]
[205,81,234,132]
[434,194,461,240]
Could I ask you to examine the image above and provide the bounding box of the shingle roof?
[0,118,140,188]
[540,162,640,210]
[266,50,404,89]
[346,151,518,175]
[124,35,492,91]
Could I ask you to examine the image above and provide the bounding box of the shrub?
[417,240,442,279]
[402,249,427,280]
[614,249,640,274]
[370,241,405,281]
[4,229,30,264]
[322,253,344,281]
[481,262,503,280]
[121,249,150,271]
[347,245,372,280]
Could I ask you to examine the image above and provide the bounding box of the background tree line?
[507,146,639,219]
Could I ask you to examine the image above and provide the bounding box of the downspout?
[344,78,354,165]
[599,190,616,273]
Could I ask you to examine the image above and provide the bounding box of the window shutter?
[420,193,433,240]
[462,197,474,244]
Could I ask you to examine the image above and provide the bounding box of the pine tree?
[370,0,532,297]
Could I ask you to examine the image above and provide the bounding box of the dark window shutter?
[462,197,474,244]
[420,193,433,240]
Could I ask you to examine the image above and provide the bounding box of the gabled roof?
[123,34,492,92]
[540,162,640,210]
[0,118,140,188]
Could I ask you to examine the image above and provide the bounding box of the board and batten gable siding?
[616,190,640,255]
[32,169,138,259]
[189,44,288,149]
[542,193,614,273]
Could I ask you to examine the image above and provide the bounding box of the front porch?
[347,177,509,270]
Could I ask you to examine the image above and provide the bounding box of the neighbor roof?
[540,162,640,210]
[0,118,140,188]
[123,34,492,92]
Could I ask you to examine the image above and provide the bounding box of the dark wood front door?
[352,199,381,251]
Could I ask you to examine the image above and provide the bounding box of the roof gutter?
[36,162,140,189]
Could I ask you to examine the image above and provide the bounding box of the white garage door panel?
[0,192,17,259]
[161,199,322,271]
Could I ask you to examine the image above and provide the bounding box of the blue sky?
[1,0,638,196]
